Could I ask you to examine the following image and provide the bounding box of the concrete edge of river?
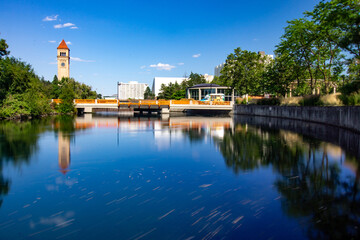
[233,105,360,133]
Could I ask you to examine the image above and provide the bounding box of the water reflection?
[214,120,359,239]
[0,114,358,239]
[0,119,51,207]
[58,132,70,174]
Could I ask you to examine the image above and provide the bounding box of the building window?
[190,89,199,100]
[60,52,66,56]
[201,88,215,100]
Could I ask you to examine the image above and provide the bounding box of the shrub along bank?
[0,38,99,119]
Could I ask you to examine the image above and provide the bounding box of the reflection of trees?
[53,115,76,134]
[218,126,308,173]
[0,119,51,207]
[215,124,360,239]
[182,128,207,143]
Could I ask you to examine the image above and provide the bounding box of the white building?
[258,51,274,64]
[214,63,225,77]
[203,74,214,83]
[118,81,148,100]
[152,77,187,97]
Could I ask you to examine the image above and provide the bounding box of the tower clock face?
[61,62,65,67]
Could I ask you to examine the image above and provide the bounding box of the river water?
[0,114,359,240]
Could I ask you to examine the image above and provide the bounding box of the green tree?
[0,38,9,59]
[220,48,266,95]
[58,83,75,114]
[183,72,206,88]
[144,86,155,99]
[310,0,360,61]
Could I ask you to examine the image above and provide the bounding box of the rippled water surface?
[0,114,359,239]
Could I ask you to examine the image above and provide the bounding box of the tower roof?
[57,40,69,49]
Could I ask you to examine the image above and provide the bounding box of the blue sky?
[0,0,320,95]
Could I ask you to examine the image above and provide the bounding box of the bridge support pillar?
[161,108,169,114]
[84,107,93,113]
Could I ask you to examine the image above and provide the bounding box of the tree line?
[215,0,359,105]
[0,38,101,118]
[154,0,359,105]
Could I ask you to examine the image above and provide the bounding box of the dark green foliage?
[0,94,31,118]
[309,0,360,60]
[220,48,266,95]
[53,77,98,99]
[58,83,76,114]
[339,80,360,105]
[144,86,155,99]
[0,57,37,101]
[256,98,280,106]
[299,95,324,106]
[0,38,9,59]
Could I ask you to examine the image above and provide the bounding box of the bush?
[299,95,324,106]
[339,91,360,106]
[0,94,31,119]
[339,80,360,105]
[280,97,302,106]
[256,98,280,105]
[320,94,342,106]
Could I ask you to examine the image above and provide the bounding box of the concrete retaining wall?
[234,105,360,132]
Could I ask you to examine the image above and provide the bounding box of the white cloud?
[70,57,95,62]
[66,41,72,45]
[192,53,201,58]
[149,63,175,71]
[140,65,147,69]
[48,40,56,43]
[43,15,58,21]
[54,23,76,29]
[178,62,184,66]
[70,26,78,29]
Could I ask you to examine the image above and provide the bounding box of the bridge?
[52,99,233,113]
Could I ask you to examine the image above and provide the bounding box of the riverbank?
[234,105,360,132]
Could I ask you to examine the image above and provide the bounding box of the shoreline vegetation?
[1,0,359,120]
[158,0,359,106]
[0,38,100,120]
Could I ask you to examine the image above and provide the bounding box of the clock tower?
[57,39,70,80]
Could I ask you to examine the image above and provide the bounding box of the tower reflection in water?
[58,132,70,174]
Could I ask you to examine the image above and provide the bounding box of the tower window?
[60,52,66,56]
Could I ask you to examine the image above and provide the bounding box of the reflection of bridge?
[52,99,233,113]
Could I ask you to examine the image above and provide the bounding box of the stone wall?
[234,105,360,132]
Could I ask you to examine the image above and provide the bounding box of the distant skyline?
[0,0,320,95]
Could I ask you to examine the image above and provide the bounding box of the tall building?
[152,77,187,97]
[214,63,225,77]
[118,81,148,100]
[258,51,274,64]
[57,40,70,80]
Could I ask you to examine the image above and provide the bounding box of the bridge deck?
[52,99,233,112]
